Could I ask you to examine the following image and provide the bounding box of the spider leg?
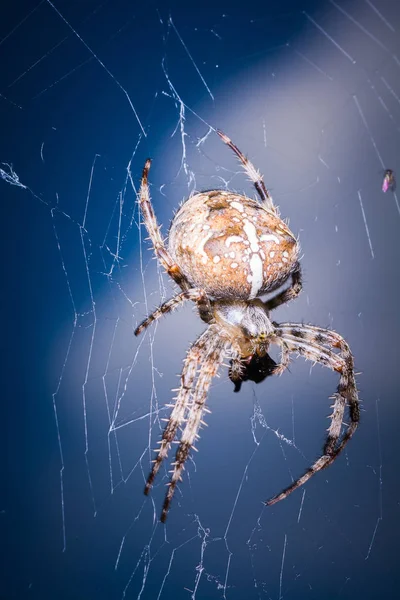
[272,341,291,376]
[265,323,359,505]
[160,328,227,522]
[275,324,359,421]
[144,327,218,496]
[139,159,190,291]
[134,288,212,336]
[216,130,276,214]
[263,262,302,312]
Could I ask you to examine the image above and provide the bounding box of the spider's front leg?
[144,327,215,496]
[145,325,226,522]
[265,323,359,506]
[138,159,190,291]
[161,328,227,522]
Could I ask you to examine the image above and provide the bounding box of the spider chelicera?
[135,130,359,522]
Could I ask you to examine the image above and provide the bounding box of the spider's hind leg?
[216,130,277,214]
[137,159,190,291]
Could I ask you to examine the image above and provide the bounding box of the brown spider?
[135,130,359,522]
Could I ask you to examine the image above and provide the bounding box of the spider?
[135,130,359,522]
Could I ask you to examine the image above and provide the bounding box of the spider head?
[213,299,273,357]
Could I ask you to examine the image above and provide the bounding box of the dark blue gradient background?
[2,1,400,599]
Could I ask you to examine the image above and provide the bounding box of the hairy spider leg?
[272,341,291,376]
[216,130,276,214]
[161,327,227,522]
[277,324,359,423]
[263,262,303,311]
[265,323,359,505]
[144,330,207,496]
[139,159,191,291]
[145,326,223,503]
[134,288,211,336]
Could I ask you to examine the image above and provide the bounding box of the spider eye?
[258,332,267,341]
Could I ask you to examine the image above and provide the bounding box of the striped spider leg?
[265,323,359,506]
[135,161,213,336]
[216,129,276,214]
[144,326,227,521]
[138,159,190,292]
[159,327,227,522]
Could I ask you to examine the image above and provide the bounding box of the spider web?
[2,1,400,598]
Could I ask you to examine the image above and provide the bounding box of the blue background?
[2,0,400,598]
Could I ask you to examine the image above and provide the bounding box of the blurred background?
[2,0,400,598]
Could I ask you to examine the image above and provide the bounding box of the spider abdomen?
[168,191,299,299]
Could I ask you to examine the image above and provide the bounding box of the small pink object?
[382,169,395,192]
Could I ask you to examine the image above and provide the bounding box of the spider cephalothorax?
[135,130,359,522]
